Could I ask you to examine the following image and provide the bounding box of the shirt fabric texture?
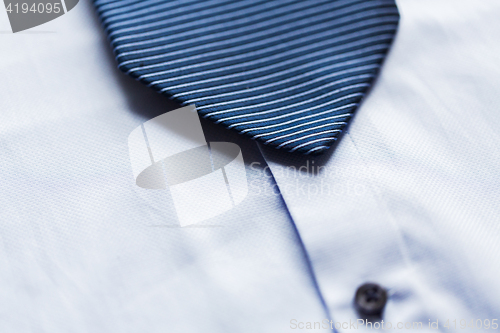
[0,0,499,332]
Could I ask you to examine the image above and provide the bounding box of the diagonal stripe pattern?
[94,0,399,155]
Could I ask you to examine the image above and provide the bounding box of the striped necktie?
[95,0,399,155]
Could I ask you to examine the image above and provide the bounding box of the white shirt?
[0,0,499,332]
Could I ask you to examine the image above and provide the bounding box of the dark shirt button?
[355,283,387,317]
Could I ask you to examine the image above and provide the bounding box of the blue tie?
[95,0,399,155]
